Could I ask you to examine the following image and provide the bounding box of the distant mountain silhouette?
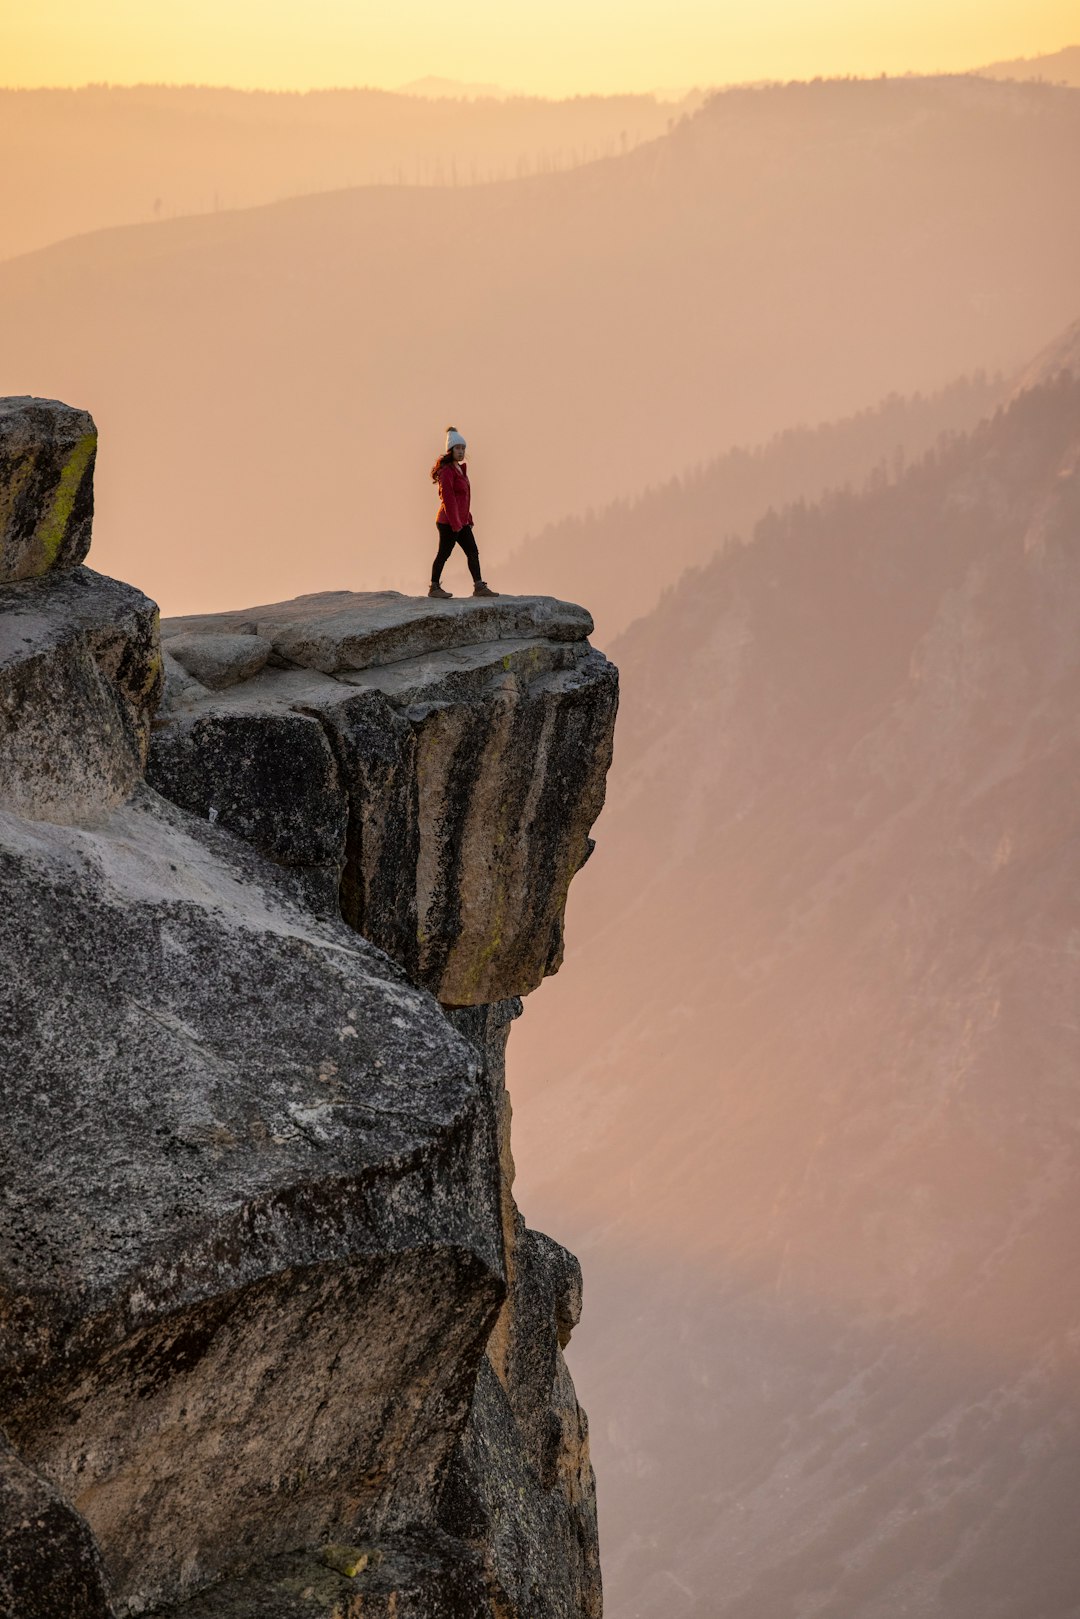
[510,369,1080,1619]
[395,77,517,99]
[1,74,1078,614]
[0,84,690,260]
[977,43,1080,86]
[501,371,1006,638]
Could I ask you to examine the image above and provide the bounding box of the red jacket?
[436,460,473,532]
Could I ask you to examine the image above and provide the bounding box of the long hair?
[430,426,462,482]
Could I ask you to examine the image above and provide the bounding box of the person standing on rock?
[429,428,499,599]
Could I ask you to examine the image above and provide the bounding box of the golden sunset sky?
[2,0,1076,95]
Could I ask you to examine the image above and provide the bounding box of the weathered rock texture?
[148,591,618,1005]
[0,1442,113,1619]
[0,398,97,583]
[143,1531,490,1618]
[0,785,506,1613]
[0,403,615,1619]
[0,568,161,822]
[441,1004,602,1619]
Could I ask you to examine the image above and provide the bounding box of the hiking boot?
[473,582,500,597]
[428,583,452,599]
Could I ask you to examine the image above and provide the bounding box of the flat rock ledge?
[162,591,595,675]
[150,591,618,1006]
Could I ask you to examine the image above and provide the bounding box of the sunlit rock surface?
[0,410,615,1619]
[0,778,506,1612]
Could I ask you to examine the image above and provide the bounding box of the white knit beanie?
[446,428,467,452]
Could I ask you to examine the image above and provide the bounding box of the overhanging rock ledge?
[149,589,618,1007]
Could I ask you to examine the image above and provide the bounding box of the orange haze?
[2,29,1080,1619]
[2,0,1077,94]
[2,77,1079,615]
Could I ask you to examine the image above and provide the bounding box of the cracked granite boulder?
[149,590,618,1005]
[147,707,347,911]
[0,397,97,583]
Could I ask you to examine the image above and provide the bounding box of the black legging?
[432,522,483,586]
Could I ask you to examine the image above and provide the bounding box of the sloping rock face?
[0,567,161,822]
[0,786,506,1614]
[148,592,617,1005]
[0,403,615,1619]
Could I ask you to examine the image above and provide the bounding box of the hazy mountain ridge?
[977,43,1080,86]
[2,74,1078,617]
[510,371,1080,1617]
[502,370,1007,639]
[0,83,696,261]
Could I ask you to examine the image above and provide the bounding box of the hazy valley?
[512,353,1080,1617]
[2,75,1079,614]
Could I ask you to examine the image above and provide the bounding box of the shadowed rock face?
[148,706,348,912]
[0,398,97,583]
[157,1004,604,1619]
[441,1004,602,1619]
[0,408,614,1619]
[140,1531,491,1618]
[0,1444,112,1619]
[148,591,618,1006]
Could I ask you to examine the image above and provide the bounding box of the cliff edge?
[0,398,618,1619]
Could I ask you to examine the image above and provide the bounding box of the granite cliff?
[0,397,617,1619]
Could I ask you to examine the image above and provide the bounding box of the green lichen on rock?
[0,397,97,582]
[31,429,97,575]
[452,873,508,1007]
[320,1544,380,1578]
